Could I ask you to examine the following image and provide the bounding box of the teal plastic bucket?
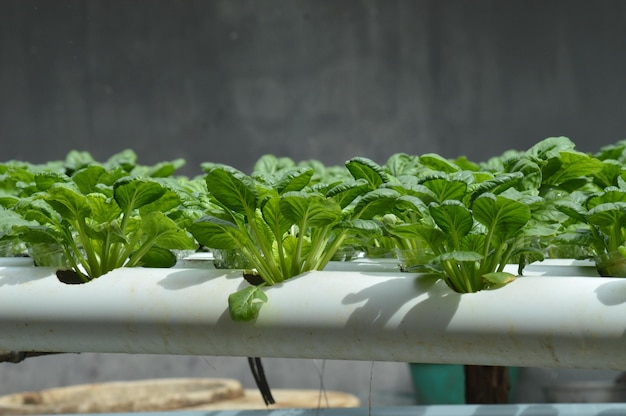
[409,363,518,405]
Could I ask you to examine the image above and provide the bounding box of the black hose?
[248,356,275,405]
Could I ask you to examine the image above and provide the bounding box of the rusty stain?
[541,337,559,364]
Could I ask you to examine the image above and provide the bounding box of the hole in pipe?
[56,269,86,285]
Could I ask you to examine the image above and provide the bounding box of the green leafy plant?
[189,158,398,321]
[1,151,197,282]
[385,174,549,292]
[189,165,339,320]
[500,137,626,272]
[555,179,626,276]
[336,155,551,286]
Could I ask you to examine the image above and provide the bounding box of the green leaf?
[280,191,341,227]
[13,197,58,224]
[72,165,107,194]
[114,178,167,212]
[508,157,542,190]
[452,156,480,172]
[87,193,122,224]
[64,150,96,174]
[483,272,516,287]
[554,200,588,223]
[189,216,243,250]
[553,230,595,248]
[473,193,530,238]
[142,211,197,249]
[422,178,467,203]
[205,167,257,214]
[587,188,626,209]
[138,186,182,214]
[0,195,20,209]
[587,202,626,228]
[45,184,91,220]
[460,233,487,253]
[429,200,473,239]
[543,151,604,187]
[326,179,371,208]
[526,136,576,161]
[437,251,483,262]
[394,195,430,218]
[13,225,62,245]
[346,157,388,189]
[469,172,524,201]
[418,153,460,173]
[0,208,35,236]
[104,149,137,172]
[35,171,69,191]
[385,153,419,176]
[253,154,295,175]
[385,222,423,239]
[335,218,383,236]
[352,188,400,220]
[132,246,177,268]
[593,160,624,188]
[595,140,626,161]
[397,183,438,206]
[261,196,292,238]
[250,211,276,254]
[228,285,268,321]
[275,167,314,194]
[72,165,127,196]
[146,158,186,178]
[387,223,445,250]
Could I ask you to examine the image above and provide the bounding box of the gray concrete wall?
[1,0,625,406]
[2,1,626,175]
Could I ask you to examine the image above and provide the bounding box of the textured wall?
[2,1,626,175]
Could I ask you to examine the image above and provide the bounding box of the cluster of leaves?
[331,154,551,293]
[474,137,626,275]
[189,155,398,320]
[0,150,197,282]
[188,137,611,317]
[549,139,626,275]
[2,137,626,320]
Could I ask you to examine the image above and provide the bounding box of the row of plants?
[1,137,626,320]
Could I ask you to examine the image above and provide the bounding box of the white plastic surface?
[0,259,624,370]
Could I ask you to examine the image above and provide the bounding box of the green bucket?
[409,363,519,405]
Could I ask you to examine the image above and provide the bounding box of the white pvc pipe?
[0,260,623,370]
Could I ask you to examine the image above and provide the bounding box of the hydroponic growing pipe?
[0,260,623,370]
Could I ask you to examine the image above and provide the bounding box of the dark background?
[2,0,626,176]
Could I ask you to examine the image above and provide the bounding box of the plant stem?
[245,207,282,282]
[124,238,156,267]
[442,260,468,293]
[291,222,307,277]
[61,244,89,283]
[72,218,102,278]
[274,232,288,280]
[241,240,277,286]
[117,231,144,268]
[497,242,516,273]
[315,230,348,270]
[305,225,331,271]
